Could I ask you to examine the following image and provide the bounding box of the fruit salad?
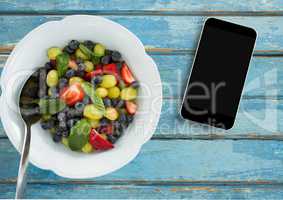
[21,40,139,153]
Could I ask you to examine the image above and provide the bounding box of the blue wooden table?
[1,0,283,199]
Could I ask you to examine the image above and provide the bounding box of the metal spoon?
[15,69,44,199]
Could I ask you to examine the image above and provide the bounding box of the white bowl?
[0,15,162,178]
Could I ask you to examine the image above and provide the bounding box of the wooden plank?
[1,183,283,199]
[2,100,283,137]
[0,0,283,13]
[152,55,283,98]
[0,55,283,136]
[0,16,282,51]
[1,54,283,98]
[1,138,283,181]
[156,99,283,135]
[0,98,282,137]
[0,54,282,136]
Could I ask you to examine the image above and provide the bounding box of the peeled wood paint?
[170,187,218,192]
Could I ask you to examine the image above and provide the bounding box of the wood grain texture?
[0,76,282,137]
[0,55,282,136]
[1,54,283,98]
[1,183,283,199]
[0,139,283,183]
[0,98,282,137]
[157,99,283,135]
[0,1,283,199]
[1,46,283,56]
[0,16,282,51]
[152,55,283,98]
[1,138,283,182]
[1,0,283,13]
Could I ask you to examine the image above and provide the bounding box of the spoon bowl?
[16,69,42,199]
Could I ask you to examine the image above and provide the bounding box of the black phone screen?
[180,18,257,129]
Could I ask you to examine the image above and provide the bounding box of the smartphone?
[180,18,257,130]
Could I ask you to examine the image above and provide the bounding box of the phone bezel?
[179,17,257,130]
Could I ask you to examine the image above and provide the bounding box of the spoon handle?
[15,124,31,199]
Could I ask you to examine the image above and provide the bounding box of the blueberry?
[120,119,129,129]
[78,63,86,71]
[90,77,97,87]
[76,70,85,77]
[131,81,139,88]
[100,118,110,126]
[76,58,84,65]
[67,118,79,128]
[113,122,124,137]
[107,135,118,144]
[59,78,68,89]
[82,96,91,105]
[101,55,111,65]
[75,102,85,112]
[57,112,66,122]
[118,112,127,123]
[112,121,122,133]
[97,126,106,134]
[112,121,120,129]
[44,62,52,70]
[59,121,68,131]
[40,120,54,130]
[127,115,134,123]
[68,40,80,50]
[83,40,95,50]
[103,98,112,107]
[115,100,125,108]
[120,122,129,130]
[111,51,121,62]
[65,69,76,79]
[62,130,69,137]
[111,99,119,107]
[67,109,82,118]
[53,132,62,143]
[94,75,103,84]
[91,76,102,86]
[63,46,75,54]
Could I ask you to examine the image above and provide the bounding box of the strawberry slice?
[89,129,114,150]
[121,63,135,84]
[68,59,78,70]
[60,83,84,106]
[84,65,103,80]
[103,63,119,78]
[125,101,137,114]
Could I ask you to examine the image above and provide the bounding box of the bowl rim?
[0,15,163,178]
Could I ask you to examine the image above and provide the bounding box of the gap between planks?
[0,10,283,16]
[1,179,283,187]
[0,46,283,57]
[1,134,283,141]
[0,45,283,56]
